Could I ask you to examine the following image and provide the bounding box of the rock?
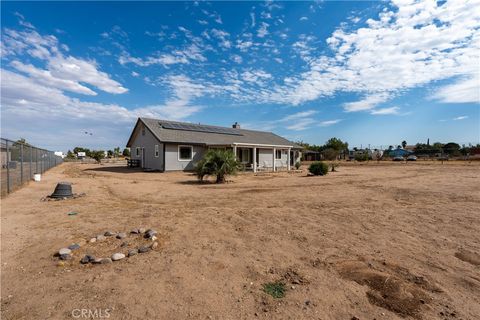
[104,231,115,236]
[138,228,146,233]
[116,233,127,239]
[68,243,80,250]
[92,258,103,264]
[89,238,97,243]
[59,254,71,260]
[80,255,91,264]
[138,246,150,253]
[130,229,140,234]
[151,242,159,249]
[59,248,72,256]
[100,258,112,264]
[120,241,128,247]
[144,229,157,238]
[128,249,138,257]
[111,253,126,261]
[151,235,158,241]
[57,261,65,267]
[96,235,106,241]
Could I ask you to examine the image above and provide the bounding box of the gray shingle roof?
[132,118,302,148]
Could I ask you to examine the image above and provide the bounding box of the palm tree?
[195,149,239,183]
[402,140,407,149]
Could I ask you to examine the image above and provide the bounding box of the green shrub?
[195,149,239,183]
[294,161,301,169]
[354,153,369,162]
[308,161,329,176]
[263,282,286,299]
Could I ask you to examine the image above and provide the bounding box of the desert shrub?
[331,162,339,172]
[263,282,286,299]
[90,150,105,163]
[354,153,369,162]
[294,161,301,169]
[195,149,239,183]
[308,161,329,176]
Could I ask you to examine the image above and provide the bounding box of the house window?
[239,148,250,163]
[275,149,282,159]
[136,147,140,157]
[141,128,145,136]
[155,145,159,157]
[178,145,193,161]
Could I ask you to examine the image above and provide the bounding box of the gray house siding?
[257,148,288,168]
[130,122,164,170]
[164,143,206,171]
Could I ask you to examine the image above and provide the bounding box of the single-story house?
[126,118,303,172]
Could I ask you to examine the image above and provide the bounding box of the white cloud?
[370,106,400,115]
[1,27,127,95]
[257,22,269,38]
[119,43,206,67]
[432,75,480,103]
[10,60,97,95]
[250,12,256,27]
[231,54,243,64]
[319,119,342,126]
[210,28,231,48]
[343,93,390,112]
[281,110,317,121]
[198,20,208,25]
[241,70,272,83]
[265,0,480,108]
[286,118,316,131]
[453,115,469,120]
[299,17,308,21]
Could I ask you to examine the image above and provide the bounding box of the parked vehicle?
[393,156,404,161]
[407,155,417,161]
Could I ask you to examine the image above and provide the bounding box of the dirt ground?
[1,161,479,320]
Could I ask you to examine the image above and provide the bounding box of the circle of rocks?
[55,228,159,266]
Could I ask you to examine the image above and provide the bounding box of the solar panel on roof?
[160,122,243,136]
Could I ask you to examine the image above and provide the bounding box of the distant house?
[126,118,303,172]
[386,147,412,157]
[302,150,321,161]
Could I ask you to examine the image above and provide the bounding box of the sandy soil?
[1,161,479,320]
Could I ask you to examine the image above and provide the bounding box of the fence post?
[35,148,38,174]
[30,145,32,180]
[20,143,24,184]
[6,140,11,194]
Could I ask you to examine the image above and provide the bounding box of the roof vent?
[232,122,240,129]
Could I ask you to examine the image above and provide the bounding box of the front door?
[141,148,146,168]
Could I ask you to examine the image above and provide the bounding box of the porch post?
[233,145,237,160]
[253,147,257,173]
[273,147,276,172]
[287,148,291,170]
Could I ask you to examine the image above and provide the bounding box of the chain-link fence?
[1,138,63,196]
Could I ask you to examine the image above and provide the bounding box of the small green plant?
[194,149,239,183]
[308,161,329,176]
[294,161,301,169]
[263,282,286,299]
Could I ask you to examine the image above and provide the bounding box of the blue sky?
[1,0,479,151]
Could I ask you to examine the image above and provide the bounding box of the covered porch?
[232,143,298,173]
